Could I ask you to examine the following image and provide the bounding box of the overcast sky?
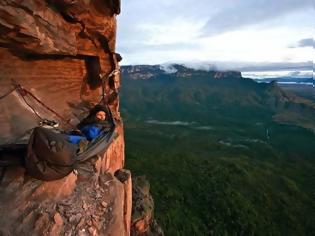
[116,0,314,70]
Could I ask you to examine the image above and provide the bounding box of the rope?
[0,82,44,121]
[99,69,120,82]
[25,90,76,129]
[99,68,120,103]
[26,90,64,121]
[19,91,44,121]
[12,82,75,129]
[0,87,16,100]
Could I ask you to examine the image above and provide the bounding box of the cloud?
[242,70,313,79]
[229,61,313,72]
[201,0,314,36]
[178,61,313,72]
[289,38,314,48]
[119,42,200,54]
[298,38,314,47]
[134,61,313,73]
[117,0,314,64]
[159,64,178,73]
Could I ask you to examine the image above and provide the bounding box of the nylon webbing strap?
[0,87,16,100]
[12,81,75,129]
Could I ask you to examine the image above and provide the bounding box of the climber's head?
[77,104,109,129]
[96,110,106,121]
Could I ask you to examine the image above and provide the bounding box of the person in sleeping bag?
[68,105,112,144]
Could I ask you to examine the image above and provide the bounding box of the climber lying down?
[24,104,116,181]
[68,104,113,144]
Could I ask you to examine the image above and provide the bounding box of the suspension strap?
[12,82,76,129]
[99,68,120,103]
[19,89,45,121]
[0,87,16,100]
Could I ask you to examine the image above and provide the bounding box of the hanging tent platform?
[0,80,118,180]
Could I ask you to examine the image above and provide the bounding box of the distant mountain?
[122,64,315,235]
[121,64,315,132]
[121,64,242,80]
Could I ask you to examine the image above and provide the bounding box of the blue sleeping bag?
[68,124,102,144]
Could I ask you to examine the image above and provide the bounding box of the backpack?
[25,127,77,181]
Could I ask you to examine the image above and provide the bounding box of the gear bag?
[25,127,77,181]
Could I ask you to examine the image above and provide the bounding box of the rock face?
[0,161,131,236]
[0,0,119,55]
[0,0,132,235]
[131,176,164,236]
[0,0,122,143]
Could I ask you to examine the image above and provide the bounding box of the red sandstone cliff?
[0,1,163,235]
[0,0,132,235]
